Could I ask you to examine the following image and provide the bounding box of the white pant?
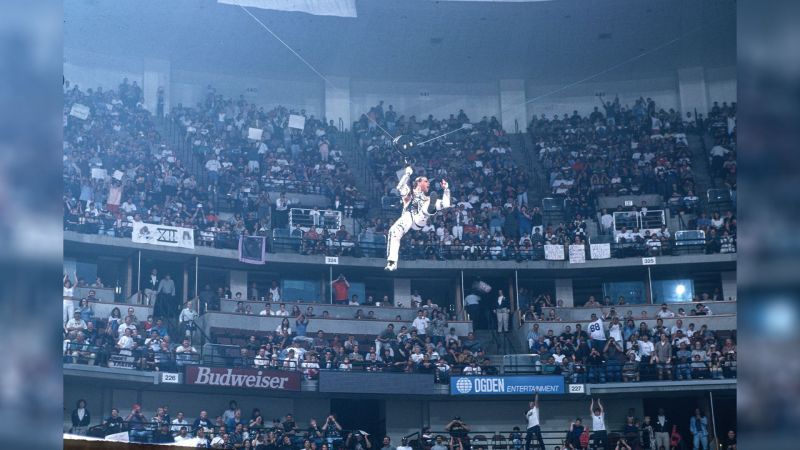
[452,225,463,241]
[387,211,419,263]
[63,300,75,325]
[496,308,510,332]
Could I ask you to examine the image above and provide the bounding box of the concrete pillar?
[720,271,736,302]
[142,58,170,116]
[229,270,248,299]
[499,79,527,133]
[677,67,708,116]
[555,278,574,307]
[324,76,351,130]
[393,278,411,308]
[125,256,133,298]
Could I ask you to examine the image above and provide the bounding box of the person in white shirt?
[412,310,430,335]
[588,313,607,350]
[253,348,270,368]
[637,334,655,360]
[524,394,544,450]
[170,412,189,434]
[274,303,289,317]
[179,301,197,338]
[590,398,607,449]
[411,291,423,308]
[269,281,281,302]
[117,316,137,338]
[599,209,614,234]
[462,361,482,375]
[657,304,675,319]
[670,319,686,337]
[65,312,87,337]
[259,304,274,316]
[116,328,135,350]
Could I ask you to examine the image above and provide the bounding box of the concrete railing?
[201,312,473,337]
[530,301,737,322]
[219,299,421,321]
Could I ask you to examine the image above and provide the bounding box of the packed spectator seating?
[63,79,364,250]
[517,293,736,384]
[63,295,491,382]
[528,97,697,219]
[169,87,367,216]
[62,84,736,262]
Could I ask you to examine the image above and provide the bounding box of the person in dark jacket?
[71,399,91,435]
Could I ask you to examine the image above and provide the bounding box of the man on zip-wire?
[384,165,451,271]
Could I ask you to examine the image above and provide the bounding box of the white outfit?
[592,413,606,431]
[526,407,540,428]
[386,169,451,269]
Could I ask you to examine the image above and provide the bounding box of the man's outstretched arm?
[396,166,413,198]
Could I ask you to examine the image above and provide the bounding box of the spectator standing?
[589,399,607,450]
[412,310,430,336]
[494,290,511,334]
[652,408,671,450]
[689,409,709,450]
[331,275,350,305]
[179,301,198,338]
[464,292,481,326]
[155,273,177,319]
[70,399,91,435]
[524,394,544,450]
[144,269,159,306]
[588,313,607,351]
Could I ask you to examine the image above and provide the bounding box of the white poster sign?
[544,244,565,261]
[247,128,264,141]
[288,114,306,130]
[248,127,264,140]
[69,103,90,120]
[590,243,611,259]
[90,168,107,180]
[569,244,586,264]
[112,170,124,181]
[132,222,195,249]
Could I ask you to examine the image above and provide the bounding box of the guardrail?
[403,428,634,450]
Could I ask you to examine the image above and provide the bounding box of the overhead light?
[675,284,686,295]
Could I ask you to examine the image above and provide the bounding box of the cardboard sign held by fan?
[288,114,306,130]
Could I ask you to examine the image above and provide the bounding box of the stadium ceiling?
[64,0,736,84]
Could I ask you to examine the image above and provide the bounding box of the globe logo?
[455,378,473,394]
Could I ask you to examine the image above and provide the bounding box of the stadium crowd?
[69,396,739,450]
[521,302,736,384]
[63,295,494,381]
[63,79,364,250]
[62,80,736,261]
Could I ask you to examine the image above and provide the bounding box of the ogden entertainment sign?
[185,366,301,391]
[450,375,565,396]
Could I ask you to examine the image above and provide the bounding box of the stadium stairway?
[511,132,551,209]
[339,131,385,221]
[687,133,715,208]
[473,329,520,357]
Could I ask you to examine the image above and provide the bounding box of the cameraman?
[125,403,149,443]
[446,416,471,450]
[324,414,344,448]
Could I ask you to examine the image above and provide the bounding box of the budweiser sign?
[185,366,301,391]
